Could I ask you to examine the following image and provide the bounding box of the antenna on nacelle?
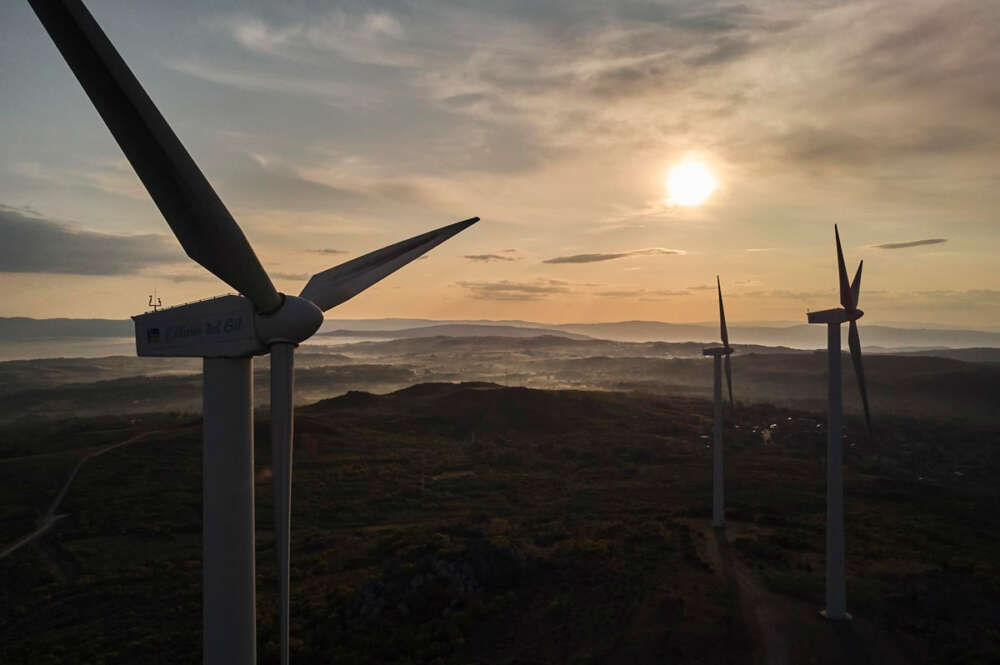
[148,289,162,312]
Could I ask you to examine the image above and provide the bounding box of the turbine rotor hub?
[254,295,323,346]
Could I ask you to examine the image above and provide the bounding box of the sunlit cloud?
[596,289,690,299]
[742,289,831,300]
[161,271,215,283]
[464,254,520,262]
[457,279,573,301]
[875,238,947,250]
[11,159,146,200]
[166,58,366,107]
[544,248,685,264]
[223,11,413,67]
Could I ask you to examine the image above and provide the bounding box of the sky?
[1,0,999,328]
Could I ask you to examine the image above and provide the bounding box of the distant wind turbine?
[807,225,872,621]
[27,1,479,663]
[702,276,733,528]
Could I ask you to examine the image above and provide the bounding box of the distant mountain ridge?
[4,316,1000,350]
[551,321,1000,349]
[319,324,592,340]
[0,317,133,340]
[318,319,1000,350]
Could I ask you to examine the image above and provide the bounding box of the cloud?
[183,0,999,191]
[596,289,690,299]
[543,247,685,264]
[0,203,41,217]
[875,238,947,250]
[272,272,310,280]
[167,58,365,107]
[224,11,412,68]
[456,277,690,301]
[12,159,147,200]
[856,289,1000,316]
[161,272,214,283]
[742,289,831,300]
[0,207,180,275]
[457,279,572,301]
[687,284,715,291]
[414,2,813,156]
[223,159,373,213]
[311,248,349,255]
[464,253,519,262]
[910,289,1000,304]
[775,125,985,170]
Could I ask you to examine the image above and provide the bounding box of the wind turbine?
[807,225,872,621]
[27,1,479,663]
[702,276,733,528]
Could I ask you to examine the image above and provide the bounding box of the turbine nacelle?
[807,307,864,325]
[133,295,262,358]
[701,345,734,356]
[133,294,323,358]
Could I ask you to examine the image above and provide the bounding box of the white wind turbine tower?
[807,225,872,621]
[27,1,479,663]
[702,276,734,528]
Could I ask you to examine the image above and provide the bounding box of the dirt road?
[704,525,789,664]
[696,521,912,665]
[0,431,159,559]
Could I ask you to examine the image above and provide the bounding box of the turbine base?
[819,609,853,621]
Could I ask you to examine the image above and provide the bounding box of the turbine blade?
[835,225,854,312]
[851,260,863,308]
[848,320,872,435]
[270,343,295,665]
[717,276,729,347]
[724,353,733,406]
[300,217,479,312]
[27,0,281,313]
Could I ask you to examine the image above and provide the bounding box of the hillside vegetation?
[2,383,998,664]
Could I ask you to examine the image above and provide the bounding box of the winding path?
[0,431,159,560]
[696,522,912,665]
[703,525,789,665]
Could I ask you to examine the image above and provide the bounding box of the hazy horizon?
[3,313,1000,363]
[4,313,1000,333]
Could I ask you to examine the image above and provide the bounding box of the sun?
[666,162,716,207]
